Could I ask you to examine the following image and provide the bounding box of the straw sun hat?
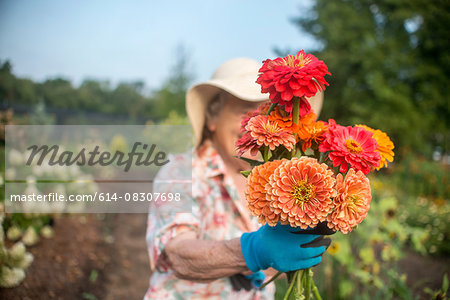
[186,57,324,147]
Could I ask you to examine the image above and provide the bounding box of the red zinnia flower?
[319,125,381,175]
[256,50,330,112]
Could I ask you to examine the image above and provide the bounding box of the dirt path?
[102,214,150,300]
[0,214,150,300]
[398,249,450,299]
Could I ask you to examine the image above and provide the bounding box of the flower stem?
[292,97,300,125]
[305,268,311,300]
[266,103,277,115]
[297,270,303,296]
[311,280,323,300]
[259,271,282,290]
[319,151,325,163]
[292,97,300,157]
[283,271,298,300]
[263,146,269,162]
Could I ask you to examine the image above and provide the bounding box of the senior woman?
[145,58,329,299]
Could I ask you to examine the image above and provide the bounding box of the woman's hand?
[240,223,331,273]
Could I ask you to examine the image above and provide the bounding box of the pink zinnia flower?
[247,115,296,152]
[327,168,372,234]
[319,125,381,175]
[256,50,330,112]
[236,131,260,157]
[239,105,265,133]
[266,157,336,229]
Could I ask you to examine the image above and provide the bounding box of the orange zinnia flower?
[246,115,296,151]
[297,120,328,151]
[266,157,336,229]
[268,106,317,133]
[246,160,284,226]
[356,125,395,170]
[268,105,293,128]
[298,110,318,128]
[327,168,371,234]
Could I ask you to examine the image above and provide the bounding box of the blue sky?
[0,0,317,90]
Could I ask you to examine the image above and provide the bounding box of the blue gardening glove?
[240,223,331,273]
[244,271,266,289]
[229,271,266,291]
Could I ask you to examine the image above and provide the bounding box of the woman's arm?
[164,231,249,282]
[164,224,331,283]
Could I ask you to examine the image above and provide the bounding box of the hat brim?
[186,74,269,146]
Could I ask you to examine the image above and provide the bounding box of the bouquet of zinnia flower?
[236,50,395,300]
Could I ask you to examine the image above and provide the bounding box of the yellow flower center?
[292,180,315,208]
[345,139,363,154]
[307,124,325,137]
[262,120,280,134]
[347,195,363,213]
[284,53,312,68]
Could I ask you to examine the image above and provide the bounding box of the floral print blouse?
[144,141,274,299]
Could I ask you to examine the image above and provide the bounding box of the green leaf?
[234,156,264,167]
[442,273,448,294]
[82,293,98,300]
[359,247,375,265]
[89,270,98,283]
[240,170,251,178]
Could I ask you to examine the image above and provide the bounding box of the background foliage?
[0,46,193,125]
[276,1,450,298]
[292,0,449,159]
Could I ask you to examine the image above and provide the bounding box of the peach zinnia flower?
[327,168,371,234]
[246,160,284,226]
[247,115,296,151]
[319,125,381,175]
[356,125,395,170]
[266,157,336,229]
[256,50,330,112]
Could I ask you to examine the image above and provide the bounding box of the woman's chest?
[193,175,258,240]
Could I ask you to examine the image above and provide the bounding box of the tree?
[151,45,195,120]
[0,60,38,105]
[292,0,449,157]
[110,82,147,118]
